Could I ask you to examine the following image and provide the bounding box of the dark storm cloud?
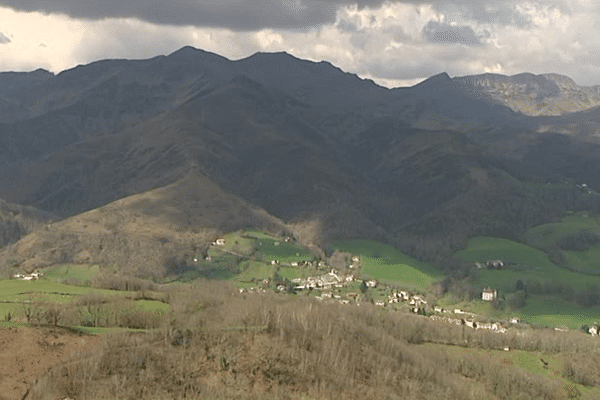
[0,32,9,44]
[0,0,574,31]
[423,21,483,45]
[0,0,392,30]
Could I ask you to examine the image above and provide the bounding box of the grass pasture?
[42,264,105,285]
[235,261,274,282]
[563,245,600,275]
[278,266,312,281]
[516,296,600,330]
[525,212,600,250]
[220,231,257,255]
[254,239,313,263]
[457,237,600,293]
[332,239,442,291]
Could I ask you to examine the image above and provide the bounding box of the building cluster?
[290,270,356,291]
[475,260,504,269]
[13,271,43,281]
[429,315,509,333]
[381,290,428,313]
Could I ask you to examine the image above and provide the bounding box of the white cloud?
[2,1,600,89]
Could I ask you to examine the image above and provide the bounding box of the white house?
[589,325,600,336]
[509,317,520,324]
[482,288,498,301]
[215,238,226,246]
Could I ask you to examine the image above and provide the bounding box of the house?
[482,288,497,301]
[434,306,443,313]
[352,256,360,262]
[215,238,226,246]
[375,300,386,307]
[474,262,483,269]
[465,320,477,329]
[366,280,378,288]
[589,325,600,336]
[291,262,298,266]
[509,317,520,324]
[486,260,504,269]
[454,309,464,314]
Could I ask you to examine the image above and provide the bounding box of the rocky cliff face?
[454,72,600,116]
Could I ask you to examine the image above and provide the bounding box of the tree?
[515,279,526,293]
[359,280,368,294]
[44,302,64,326]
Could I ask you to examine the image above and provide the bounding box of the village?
[214,240,600,339]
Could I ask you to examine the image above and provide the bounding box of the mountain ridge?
[3,45,600,274]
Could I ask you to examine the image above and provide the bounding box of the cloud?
[0,0,391,31]
[0,32,9,44]
[2,1,600,90]
[423,21,483,44]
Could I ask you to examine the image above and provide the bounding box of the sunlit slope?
[457,236,600,292]
[332,239,442,291]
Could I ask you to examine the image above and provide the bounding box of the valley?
[3,45,600,399]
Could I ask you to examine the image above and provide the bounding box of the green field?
[516,296,600,329]
[133,299,170,312]
[42,264,106,284]
[235,261,274,282]
[457,236,600,293]
[0,279,93,301]
[564,245,600,275]
[254,240,313,262]
[278,266,313,281]
[220,231,257,254]
[525,212,600,250]
[332,239,442,291]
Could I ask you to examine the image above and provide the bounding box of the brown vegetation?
[0,172,292,280]
[24,280,600,400]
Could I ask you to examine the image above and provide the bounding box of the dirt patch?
[0,326,100,400]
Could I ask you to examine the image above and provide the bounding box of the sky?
[0,0,598,88]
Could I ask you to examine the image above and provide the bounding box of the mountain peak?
[412,72,452,88]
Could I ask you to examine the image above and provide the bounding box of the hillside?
[3,46,600,269]
[0,198,56,248]
[0,171,290,279]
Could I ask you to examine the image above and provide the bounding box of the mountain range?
[2,45,600,277]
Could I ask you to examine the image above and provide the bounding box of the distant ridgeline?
[1,47,600,271]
